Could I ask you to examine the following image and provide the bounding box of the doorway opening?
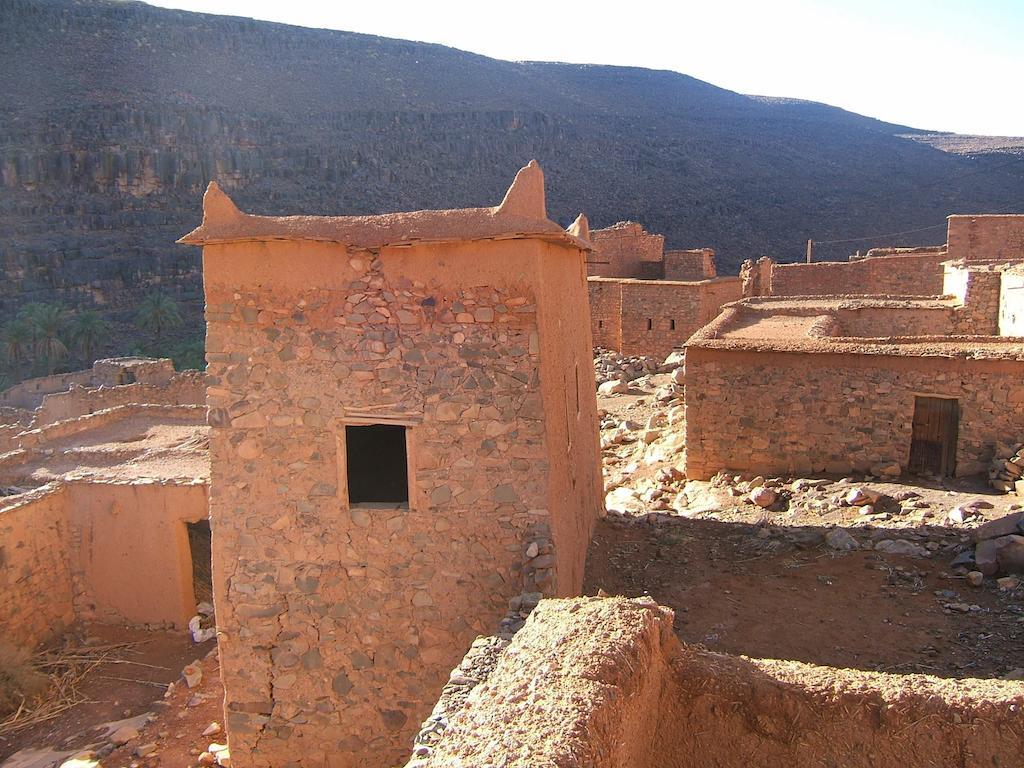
[908,396,959,476]
[187,519,213,606]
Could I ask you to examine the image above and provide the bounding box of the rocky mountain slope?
[1,0,1023,365]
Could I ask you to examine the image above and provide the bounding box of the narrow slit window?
[598,319,604,329]
[345,424,409,505]
[646,318,653,331]
[669,319,676,331]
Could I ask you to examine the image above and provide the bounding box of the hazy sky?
[147,0,1023,136]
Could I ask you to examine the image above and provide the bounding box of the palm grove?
[0,294,204,387]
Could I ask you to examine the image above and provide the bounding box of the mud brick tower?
[179,161,603,767]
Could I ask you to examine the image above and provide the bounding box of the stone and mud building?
[685,213,1024,481]
[585,221,741,359]
[178,161,603,767]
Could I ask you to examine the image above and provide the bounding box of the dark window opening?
[187,519,213,606]
[346,424,409,505]
[598,319,604,329]
[669,319,676,331]
[646,318,653,331]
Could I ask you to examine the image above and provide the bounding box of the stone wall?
[684,347,1024,480]
[833,306,957,338]
[663,248,716,281]
[588,277,741,359]
[944,263,1011,336]
[768,252,947,297]
[0,484,75,649]
[418,597,1024,767]
[587,222,665,279]
[203,236,601,768]
[947,215,1024,262]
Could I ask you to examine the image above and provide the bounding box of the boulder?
[749,487,777,508]
[973,511,1024,542]
[824,527,859,551]
[874,539,929,558]
[598,379,629,396]
[870,462,901,479]
[974,534,1024,576]
[844,487,880,506]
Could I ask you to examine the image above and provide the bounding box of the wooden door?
[908,397,959,476]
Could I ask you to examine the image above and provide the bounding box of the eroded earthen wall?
[0,486,75,649]
[420,597,1024,768]
[32,374,205,427]
[947,215,1024,262]
[663,249,716,281]
[769,253,946,297]
[684,348,1024,479]
[204,237,599,768]
[587,223,665,279]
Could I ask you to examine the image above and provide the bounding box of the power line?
[811,222,947,245]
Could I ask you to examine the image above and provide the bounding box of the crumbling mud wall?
[587,222,665,279]
[947,214,1024,262]
[0,484,75,648]
[0,357,178,411]
[31,371,204,427]
[418,597,1024,768]
[588,277,741,359]
[684,347,1024,480]
[768,251,947,297]
[663,248,716,281]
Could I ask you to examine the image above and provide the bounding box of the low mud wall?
[419,597,1024,767]
[66,481,209,628]
[0,485,75,648]
[0,479,209,649]
[32,372,205,427]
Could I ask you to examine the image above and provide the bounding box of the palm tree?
[2,318,33,380]
[30,304,68,373]
[171,339,206,371]
[69,311,110,366]
[136,293,183,350]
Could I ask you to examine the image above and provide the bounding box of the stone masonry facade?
[685,348,1024,480]
[589,277,741,359]
[185,162,603,768]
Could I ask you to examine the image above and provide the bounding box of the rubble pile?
[593,348,670,390]
[953,510,1024,582]
[989,442,1024,493]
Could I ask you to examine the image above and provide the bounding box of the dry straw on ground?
[0,641,142,736]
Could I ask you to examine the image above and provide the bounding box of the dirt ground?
[585,516,1024,678]
[0,625,215,766]
[2,417,209,490]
